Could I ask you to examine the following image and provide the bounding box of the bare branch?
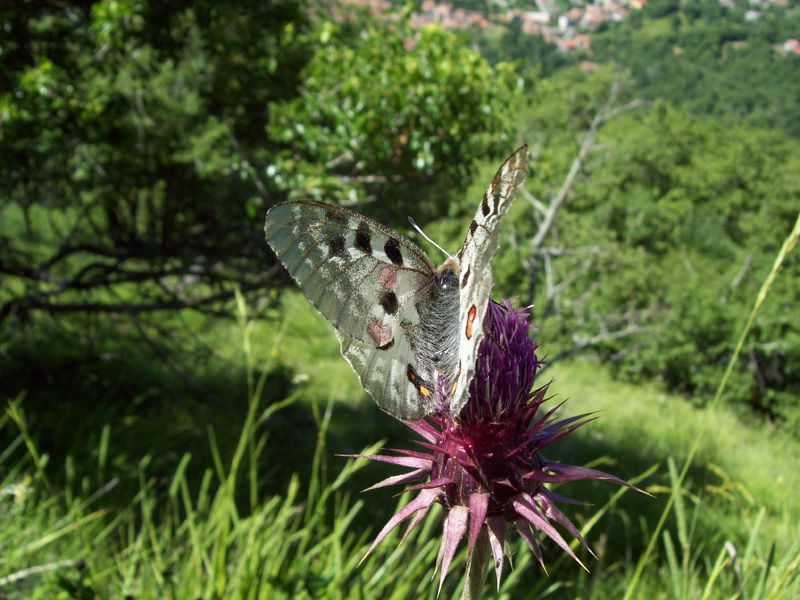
[1,287,245,321]
[541,323,648,370]
[522,83,643,310]
[544,252,554,302]
[601,98,646,122]
[0,258,280,322]
[228,129,270,201]
[335,173,407,184]
[325,150,355,170]
[553,253,599,297]
[533,245,603,257]
[522,188,548,216]
[529,83,622,255]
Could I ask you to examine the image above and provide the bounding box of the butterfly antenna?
[408,216,453,260]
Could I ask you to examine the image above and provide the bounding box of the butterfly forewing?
[449,145,529,416]
[265,201,438,418]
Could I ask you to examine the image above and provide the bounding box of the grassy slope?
[548,360,800,547]
[254,295,800,597]
[2,292,798,597]
[268,292,800,554]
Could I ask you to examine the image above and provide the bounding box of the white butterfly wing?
[450,145,529,416]
[264,201,438,418]
[335,330,420,419]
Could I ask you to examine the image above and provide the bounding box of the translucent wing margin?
[451,145,529,416]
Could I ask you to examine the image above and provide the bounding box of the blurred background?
[1,0,798,598]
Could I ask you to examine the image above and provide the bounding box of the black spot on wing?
[355,222,372,254]
[460,264,471,289]
[384,238,404,265]
[405,363,432,399]
[380,290,399,315]
[406,363,418,384]
[491,171,503,211]
[481,195,490,216]
[328,235,345,257]
[469,220,478,237]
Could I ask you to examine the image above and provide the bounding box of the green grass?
[2,219,800,598]
[549,360,800,556]
[1,298,451,599]
[3,290,798,598]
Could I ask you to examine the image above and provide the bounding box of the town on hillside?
[340,0,798,54]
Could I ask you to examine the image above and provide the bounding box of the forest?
[1,0,798,598]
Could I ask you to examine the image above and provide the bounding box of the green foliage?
[0,0,311,320]
[1,0,308,213]
[0,2,517,321]
[590,104,799,423]
[592,0,800,136]
[492,67,800,426]
[268,18,520,223]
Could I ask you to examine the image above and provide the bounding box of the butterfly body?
[265,145,528,419]
[408,257,462,393]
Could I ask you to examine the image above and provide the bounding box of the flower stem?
[460,529,489,600]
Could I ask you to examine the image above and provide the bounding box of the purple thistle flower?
[353,300,638,593]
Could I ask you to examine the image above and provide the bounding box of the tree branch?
[529,83,622,255]
[540,323,648,371]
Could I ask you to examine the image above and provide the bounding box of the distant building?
[525,11,551,25]
[574,34,591,50]
[335,0,664,55]
[522,19,542,35]
[781,38,800,55]
[580,60,600,72]
[567,7,585,23]
[583,4,605,28]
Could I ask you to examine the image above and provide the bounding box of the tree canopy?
[1,1,516,321]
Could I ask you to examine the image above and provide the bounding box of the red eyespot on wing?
[368,318,393,349]
[378,266,397,291]
[465,305,477,340]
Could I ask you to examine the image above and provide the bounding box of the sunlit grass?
[2,302,798,597]
[550,360,800,545]
[2,234,799,597]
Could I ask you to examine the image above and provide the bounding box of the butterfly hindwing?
[336,329,424,419]
[265,201,437,418]
[450,145,529,416]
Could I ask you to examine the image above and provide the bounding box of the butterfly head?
[434,257,461,291]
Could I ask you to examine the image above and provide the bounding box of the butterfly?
[264,145,528,419]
